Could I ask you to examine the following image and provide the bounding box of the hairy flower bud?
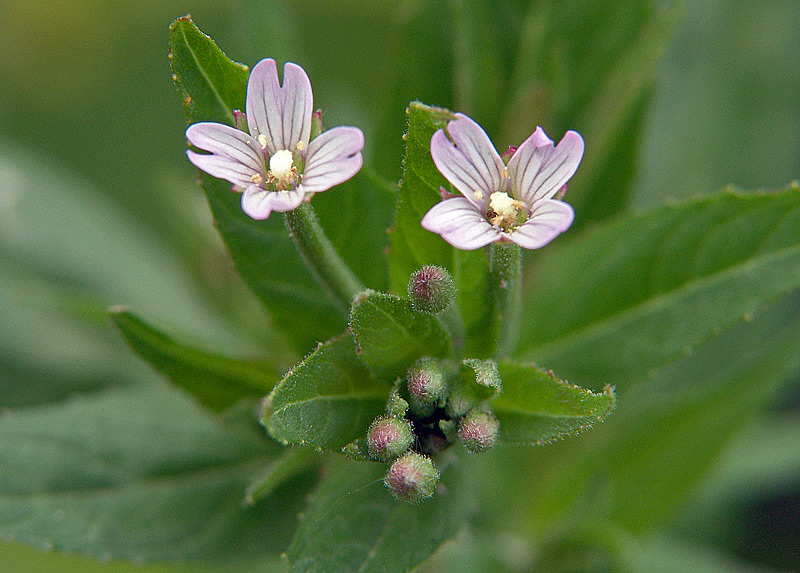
[367,416,414,461]
[384,452,439,503]
[458,409,500,453]
[407,265,456,314]
[406,358,446,404]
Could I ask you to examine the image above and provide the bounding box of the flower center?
[267,149,300,191]
[488,191,528,230]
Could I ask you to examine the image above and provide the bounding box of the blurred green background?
[1,0,798,570]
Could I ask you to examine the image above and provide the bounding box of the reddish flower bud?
[407,265,456,314]
[458,409,499,453]
[384,452,439,503]
[407,358,446,404]
[367,416,414,461]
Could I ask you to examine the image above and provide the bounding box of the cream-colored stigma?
[489,191,528,229]
[489,192,517,219]
[269,150,295,179]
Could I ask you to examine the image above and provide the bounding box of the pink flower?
[421,113,584,250]
[185,59,364,220]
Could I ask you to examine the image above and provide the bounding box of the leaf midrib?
[271,390,388,416]
[0,450,270,499]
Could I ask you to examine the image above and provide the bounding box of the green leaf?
[0,384,310,564]
[263,332,388,450]
[350,290,452,381]
[502,1,679,227]
[0,143,253,408]
[601,290,800,531]
[519,188,800,389]
[110,309,278,413]
[492,361,616,445]
[387,102,490,357]
[170,18,397,353]
[285,455,470,571]
[244,447,318,506]
[313,169,398,293]
[169,17,341,352]
[169,17,249,125]
[495,291,800,539]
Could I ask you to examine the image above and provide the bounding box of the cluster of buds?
[342,265,502,503]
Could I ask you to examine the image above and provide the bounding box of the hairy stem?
[488,241,522,358]
[284,201,365,313]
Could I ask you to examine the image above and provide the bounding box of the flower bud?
[384,452,439,503]
[367,416,414,461]
[407,265,456,314]
[458,409,499,453]
[406,358,446,404]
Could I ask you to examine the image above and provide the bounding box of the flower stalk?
[488,241,522,358]
[284,201,365,313]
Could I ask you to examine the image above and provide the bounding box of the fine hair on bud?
[407,265,457,314]
[384,451,440,503]
[407,357,446,404]
[367,416,414,461]
[458,409,500,453]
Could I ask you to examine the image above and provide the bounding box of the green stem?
[488,241,522,358]
[284,201,365,313]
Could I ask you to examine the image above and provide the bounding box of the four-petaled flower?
[421,113,584,250]
[186,59,364,220]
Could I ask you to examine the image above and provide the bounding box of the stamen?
[257,134,269,150]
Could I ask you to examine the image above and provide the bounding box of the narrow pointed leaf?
[519,188,800,389]
[110,309,278,413]
[263,332,388,449]
[492,361,616,445]
[286,456,470,571]
[350,290,452,381]
[387,102,491,357]
[603,290,800,531]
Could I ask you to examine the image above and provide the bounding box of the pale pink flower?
[186,59,364,220]
[421,113,583,250]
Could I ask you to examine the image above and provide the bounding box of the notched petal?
[301,127,364,193]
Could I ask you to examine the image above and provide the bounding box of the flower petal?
[186,122,264,172]
[431,114,505,210]
[246,59,313,155]
[301,126,364,193]
[241,186,304,220]
[187,150,259,189]
[507,199,574,249]
[507,129,584,205]
[421,197,500,250]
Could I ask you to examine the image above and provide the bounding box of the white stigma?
[269,150,294,179]
[489,191,517,219]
